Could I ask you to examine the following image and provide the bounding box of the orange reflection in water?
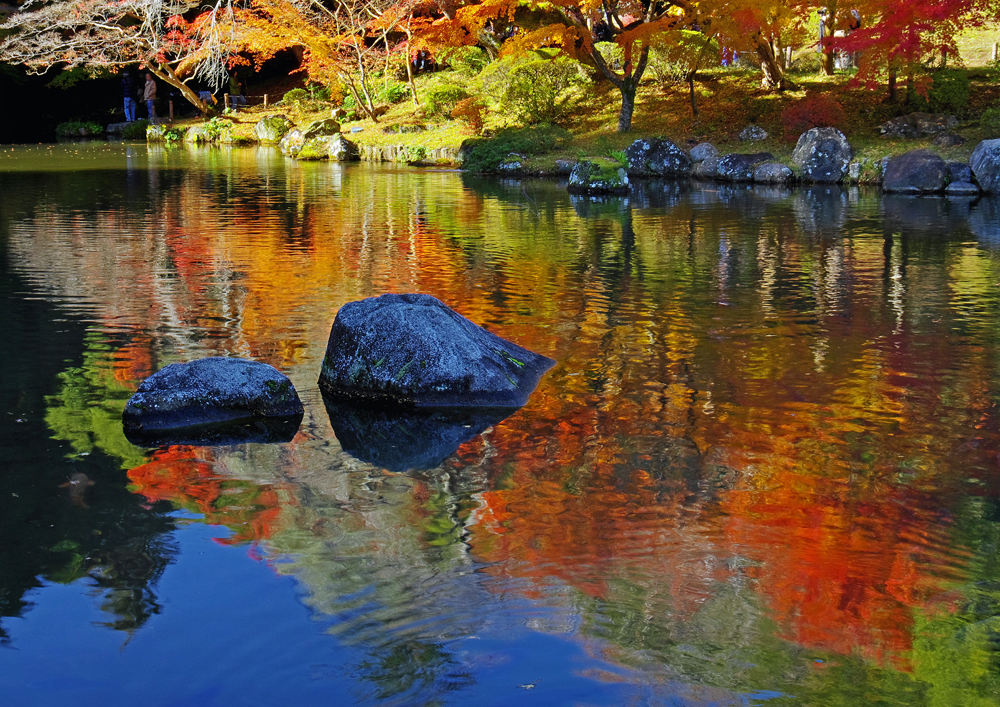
[20,158,1000,671]
[128,447,294,545]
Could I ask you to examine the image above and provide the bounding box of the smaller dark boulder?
[883,150,947,194]
[122,357,303,443]
[716,152,774,182]
[318,293,555,408]
[568,159,630,194]
[878,112,957,138]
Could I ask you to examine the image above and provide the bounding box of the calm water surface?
[1,142,999,705]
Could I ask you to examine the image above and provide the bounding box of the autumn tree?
[829,0,1000,101]
[0,0,234,114]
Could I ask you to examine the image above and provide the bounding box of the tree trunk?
[150,62,213,116]
[618,84,636,132]
[887,65,897,102]
[687,71,698,117]
[754,35,796,91]
[403,21,419,107]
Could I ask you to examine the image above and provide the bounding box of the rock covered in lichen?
[122,357,303,441]
[318,293,555,408]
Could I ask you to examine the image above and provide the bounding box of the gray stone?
[945,181,980,196]
[254,114,293,143]
[568,159,630,194]
[554,159,575,175]
[879,112,958,138]
[792,127,853,183]
[302,118,341,139]
[946,161,973,184]
[716,152,774,182]
[692,155,720,180]
[183,124,211,144]
[753,162,794,184]
[279,128,305,157]
[497,153,525,173]
[739,124,768,142]
[296,133,359,161]
[883,149,947,194]
[689,142,719,163]
[933,132,965,148]
[970,139,1000,193]
[624,138,692,178]
[317,293,555,408]
[122,357,303,440]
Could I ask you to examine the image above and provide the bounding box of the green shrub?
[203,116,231,141]
[439,46,491,75]
[647,31,720,83]
[461,125,570,172]
[480,53,587,125]
[423,83,471,116]
[928,69,970,113]
[982,106,1000,132]
[378,82,409,104]
[55,120,103,138]
[120,120,149,140]
[281,88,309,104]
[909,69,971,114]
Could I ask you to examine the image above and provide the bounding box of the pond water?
[1,142,999,705]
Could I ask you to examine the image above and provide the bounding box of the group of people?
[121,70,158,122]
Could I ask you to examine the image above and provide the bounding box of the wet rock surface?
[318,293,555,408]
[122,357,303,443]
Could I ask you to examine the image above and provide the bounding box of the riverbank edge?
[143,115,996,193]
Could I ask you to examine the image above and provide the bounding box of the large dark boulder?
[883,149,947,194]
[318,293,555,408]
[971,139,1000,194]
[122,357,303,443]
[324,399,512,471]
[624,138,692,178]
[716,152,773,182]
[791,127,853,183]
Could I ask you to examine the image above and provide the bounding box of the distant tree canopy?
[1,0,998,127]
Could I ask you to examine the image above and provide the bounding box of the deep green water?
[1,142,1000,705]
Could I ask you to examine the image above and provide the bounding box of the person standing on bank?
[143,72,157,120]
[121,70,137,122]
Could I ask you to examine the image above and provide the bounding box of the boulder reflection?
[324,397,512,471]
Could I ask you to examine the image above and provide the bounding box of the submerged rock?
[568,159,630,194]
[318,293,555,408]
[122,357,303,443]
[324,398,512,471]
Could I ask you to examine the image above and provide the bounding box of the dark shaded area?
[0,172,177,641]
[0,65,121,142]
[125,413,302,447]
[324,397,512,471]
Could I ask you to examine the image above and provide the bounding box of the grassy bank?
[163,31,1000,174]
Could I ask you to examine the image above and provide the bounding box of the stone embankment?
[147,111,1000,196]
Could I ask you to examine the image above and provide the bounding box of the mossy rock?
[567,158,630,194]
[254,114,293,143]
